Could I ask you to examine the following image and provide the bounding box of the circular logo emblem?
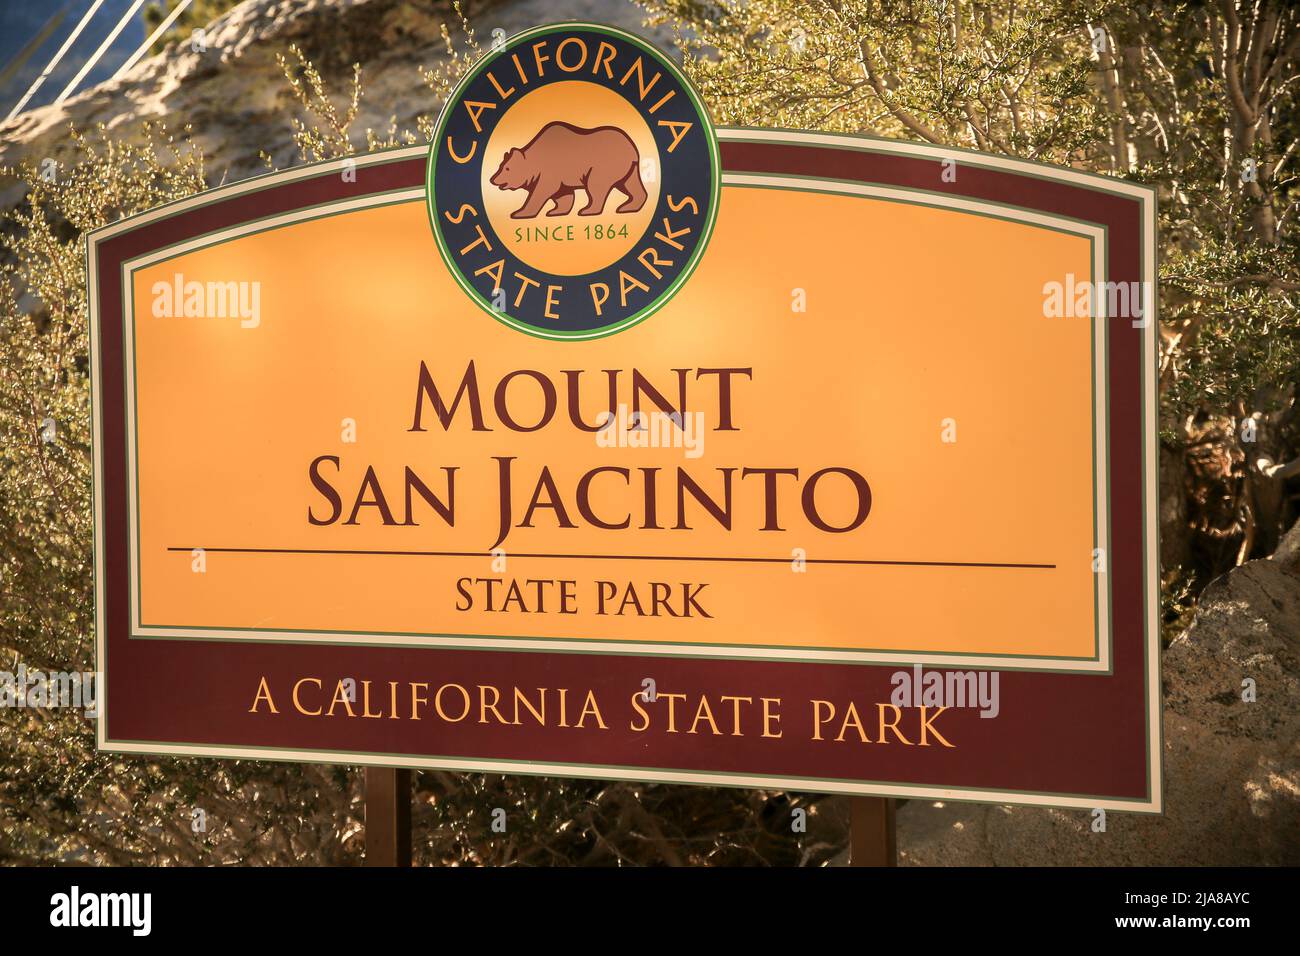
[427,23,720,340]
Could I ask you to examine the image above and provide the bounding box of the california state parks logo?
[426,22,720,340]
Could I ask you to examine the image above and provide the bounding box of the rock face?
[897,523,1300,866]
[0,0,675,194]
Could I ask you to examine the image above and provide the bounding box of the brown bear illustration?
[489,121,648,219]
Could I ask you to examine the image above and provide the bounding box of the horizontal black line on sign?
[166,547,1056,570]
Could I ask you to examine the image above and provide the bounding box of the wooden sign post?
[849,797,897,867]
[364,768,411,867]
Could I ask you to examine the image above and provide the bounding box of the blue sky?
[0,1,149,118]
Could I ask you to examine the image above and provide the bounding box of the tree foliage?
[643,0,1300,570]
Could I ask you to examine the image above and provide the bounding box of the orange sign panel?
[125,186,1104,668]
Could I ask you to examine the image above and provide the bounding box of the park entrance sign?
[89,23,1160,812]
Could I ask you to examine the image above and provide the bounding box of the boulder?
[895,522,1300,865]
[0,0,676,199]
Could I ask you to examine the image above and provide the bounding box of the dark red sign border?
[89,131,1159,810]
